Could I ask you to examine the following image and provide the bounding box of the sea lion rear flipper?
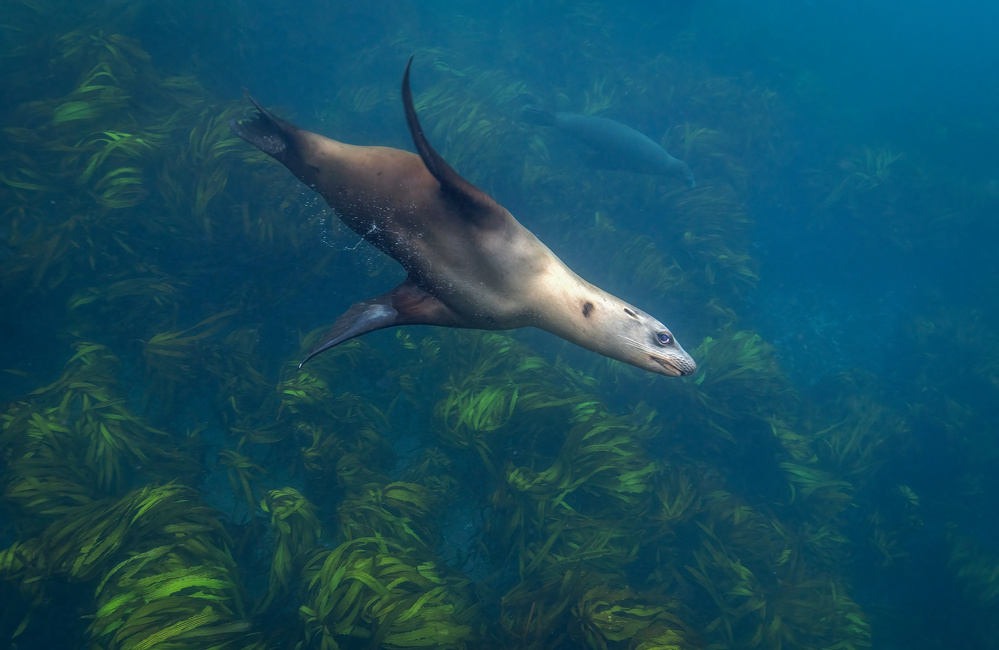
[230,95,298,161]
[402,58,504,226]
[300,278,458,367]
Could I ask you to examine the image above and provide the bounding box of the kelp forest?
[1,2,998,649]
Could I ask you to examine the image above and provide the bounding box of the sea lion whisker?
[618,334,657,355]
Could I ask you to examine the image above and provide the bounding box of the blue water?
[2,1,998,648]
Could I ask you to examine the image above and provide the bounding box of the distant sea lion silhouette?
[522,107,695,188]
[230,59,695,377]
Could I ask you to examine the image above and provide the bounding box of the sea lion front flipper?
[300,278,459,367]
[402,58,504,226]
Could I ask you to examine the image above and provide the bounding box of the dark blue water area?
[688,0,999,371]
[678,0,999,376]
[694,3,999,642]
[0,289,74,405]
[747,188,915,386]
[687,1,999,176]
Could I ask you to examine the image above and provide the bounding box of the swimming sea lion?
[230,59,695,377]
[522,107,695,188]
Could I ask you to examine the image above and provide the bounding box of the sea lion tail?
[521,107,557,127]
[230,94,298,160]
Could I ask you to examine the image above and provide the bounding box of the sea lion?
[230,59,695,377]
[522,107,695,188]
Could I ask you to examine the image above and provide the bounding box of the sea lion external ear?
[401,57,503,226]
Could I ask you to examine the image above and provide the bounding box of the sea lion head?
[617,311,696,376]
[569,300,696,377]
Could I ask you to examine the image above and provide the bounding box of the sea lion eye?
[657,332,671,345]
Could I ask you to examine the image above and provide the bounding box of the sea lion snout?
[647,337,696,376]
[588,308,695,377]
[660,350,697,376]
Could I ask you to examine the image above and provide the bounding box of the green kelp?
[257,488,323,615]
[0,17,326,363]
[683,495,858,649]
[299,537,479,650]
[140,309,239,412]
[946,524,999,641]
[688,328,787,420]
[2,342,195,507]
[571,584,694,650]
[68,274,188,335]
[83,485,263,650]
[431,331,596,471]
[336,482,442,555]
[275,357,396,491]
[2,32,159,294]
[426,334,695,648]
[0,483,262,649]
[495,558,699,650]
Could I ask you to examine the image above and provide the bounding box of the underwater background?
[2,0,998,648]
